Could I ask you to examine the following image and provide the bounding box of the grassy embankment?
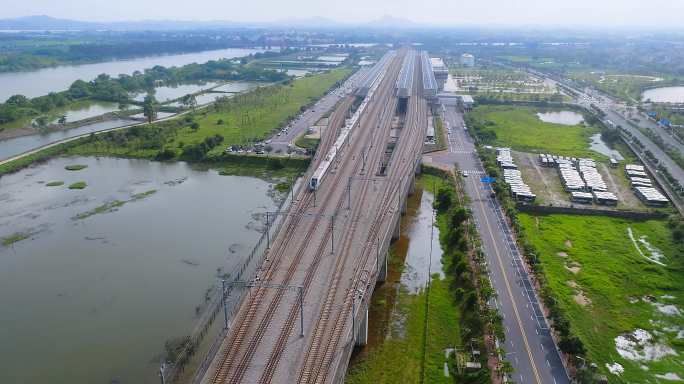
[347,173,490,384]
[67,68,350,160]
[467,105,600,157]
[519,213,684,382]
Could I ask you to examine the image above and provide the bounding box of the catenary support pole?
[222,279,228,329]
[299,286,304,337]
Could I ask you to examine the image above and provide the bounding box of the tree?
[142,94,159,124]
[68,80,92,99]
[181,94,198,111]
[5,94,30,107]
[34,116,48,128]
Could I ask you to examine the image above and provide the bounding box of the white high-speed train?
[309,51,396,191]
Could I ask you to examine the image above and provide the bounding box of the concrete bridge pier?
[408,175,416,195]
[391,214,401,240]
[377,250,388,282]
[354,308,369,347]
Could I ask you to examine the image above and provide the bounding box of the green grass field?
[469,105,600,157]
[519,213,684,382]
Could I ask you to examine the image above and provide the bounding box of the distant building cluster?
[460,53,475,67]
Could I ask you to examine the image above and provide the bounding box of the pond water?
[0,119,134,161]
[0,48,266,102]
[49,100,121,124]
[399,186,444,292]
[0,156,277,384]
[536,110,584,125]
[131,82,219,103]
[641,86,684,104]
[351,183,444,362]
[589,133,625,160]
[211,82,258,93]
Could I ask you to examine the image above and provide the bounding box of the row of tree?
[0,58,288,126]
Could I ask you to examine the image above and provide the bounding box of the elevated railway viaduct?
[201,48,430,384]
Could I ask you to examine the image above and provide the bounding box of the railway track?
[257,53,405,384]
[295,76,401,384]
[209,94,354,384]
[210,52,404,384]
[299,55,428,383]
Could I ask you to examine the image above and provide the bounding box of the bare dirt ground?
[513,150,650,212]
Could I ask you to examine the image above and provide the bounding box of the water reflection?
[536,110,584,125]
[590,133,624,160]
[641,86,684,103]
[0,156,277,384]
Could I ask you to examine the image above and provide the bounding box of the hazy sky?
[6,0,684,28]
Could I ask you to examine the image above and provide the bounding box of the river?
[0,47,266,101]
[0,118,135,160]
[0,156,279,383]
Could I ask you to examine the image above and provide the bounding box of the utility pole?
[347,176,352,210]
[265,211,270,249]
[298,286,304,338]
[330,213,335,254]
[376,235,380,273]
[222,279,228,329]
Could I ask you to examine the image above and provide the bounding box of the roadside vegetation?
[45,181,64,186]
[347,172,493,384]
[466,105,600,157]
[519,213,684,382]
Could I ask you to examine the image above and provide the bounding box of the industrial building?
[460,53,475,67]
[420,51,438,100]
[430,57,449,86]
[458,95,475,111]
[396,50,415,98]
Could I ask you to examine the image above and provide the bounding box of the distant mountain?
[0,15,246,31]
[0,15,96,30]
[0,14,423,31]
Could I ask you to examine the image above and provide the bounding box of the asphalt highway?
[425,105,570,384]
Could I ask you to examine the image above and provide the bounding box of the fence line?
[159,176,304,384]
